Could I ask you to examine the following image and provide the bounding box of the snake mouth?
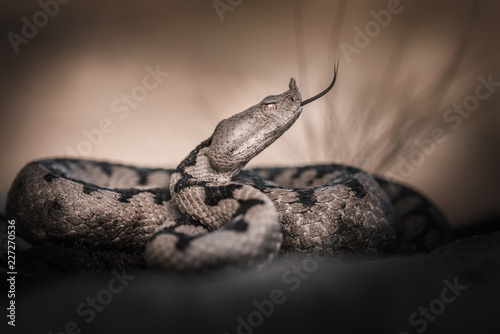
[300,61,339,107]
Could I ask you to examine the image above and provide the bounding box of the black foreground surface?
[2,212,500,334]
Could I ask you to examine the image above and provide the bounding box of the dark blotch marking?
[115,188,171,204]
[178,137,213,171]
[313,166,335,179]
[290,165,361,182]
[117,189,142,203]
[174,217,206,229]
[58,159,78,171]
[290,166,328,182]
[51,200,62,211]
[174,170,207,194]
[290,168,304,180]
[235,170,279,190]
[174,233,195,251]
[174,172,193,193]
[94,161,113,176]
[152,189,171,205]
[82,184,99,195]
[136,169,149,186]
[226,219,248,232]
[296,189,317,208]
[173,172,207,194]
[343,179,366,198]
[261,168,285,184]
[150,226,196,251]
[326,176,366,199]
[235,199,264,216]
[317,164,360,179]
[204,184,243,206]
[43,173,58,182]
[225,199,264,233]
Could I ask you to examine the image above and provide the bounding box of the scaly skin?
[5,73,451,271]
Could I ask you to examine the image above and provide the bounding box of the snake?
[5,67,451,271]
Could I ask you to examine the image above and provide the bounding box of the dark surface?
[2,212,499,334]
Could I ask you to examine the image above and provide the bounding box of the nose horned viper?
[6,67,450,271]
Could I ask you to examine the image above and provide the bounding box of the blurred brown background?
[1,0,499,227]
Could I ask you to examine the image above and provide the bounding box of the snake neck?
[168,136,260,228]
[172,136,238,185]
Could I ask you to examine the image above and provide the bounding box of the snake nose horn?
[289,77,297,91]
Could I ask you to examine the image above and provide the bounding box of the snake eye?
[263,103,277,114]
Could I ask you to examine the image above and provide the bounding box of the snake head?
[208,78,303,175]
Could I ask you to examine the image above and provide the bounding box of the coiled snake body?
[6,75,450,271]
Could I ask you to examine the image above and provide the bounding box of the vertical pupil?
[265,104,276,113]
